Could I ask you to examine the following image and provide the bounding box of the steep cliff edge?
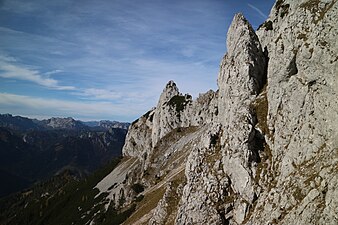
[175,13,267,225]
[93,1,337,224]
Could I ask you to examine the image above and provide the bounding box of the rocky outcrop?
[123,80,218,169]
[151,80,182,147]
[93,1,337,224]
[105,80,218,209]
[175,13,267,225]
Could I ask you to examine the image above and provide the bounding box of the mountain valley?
[0,114,129,198]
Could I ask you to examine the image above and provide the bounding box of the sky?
[0,0,275,122]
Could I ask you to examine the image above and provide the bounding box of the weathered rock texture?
[252,0,338,224]
[175,14,267,225]
[93,0,338,224]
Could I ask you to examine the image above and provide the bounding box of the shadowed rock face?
[80,1,338,224]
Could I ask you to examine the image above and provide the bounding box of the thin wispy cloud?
[0,92,140,121]
[0,0,274,121]
[78,88,122,101]
[0,55,75,90]
[45,70,63,76]
[1,0,39,14]
[247,3,268,19]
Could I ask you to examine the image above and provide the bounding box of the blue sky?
[0,0,275,122]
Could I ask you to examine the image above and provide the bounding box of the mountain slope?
[0,159,128,225]
[1,0,336,224]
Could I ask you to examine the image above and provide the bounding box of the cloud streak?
[0,92,140,121]
[247,3,268,19]
[0,55,75,90]
[77,88,122,101]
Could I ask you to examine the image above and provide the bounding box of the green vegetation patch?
[167,95,188,113]
[251,87,269,137]
[162,171,186,224]
[131,183,145,194]
[123,187,166,225]
[93,203,136,225]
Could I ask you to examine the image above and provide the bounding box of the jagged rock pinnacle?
[159,80,180,104]
[165,80,176,88]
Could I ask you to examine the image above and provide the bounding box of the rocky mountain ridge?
[83,120,130,130]
[92,0,337,224]
[1,0,336,224]
[41,117,86,130]
[0,114,130,131]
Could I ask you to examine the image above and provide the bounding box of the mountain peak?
[158,80,180,105]
[165,80,176,88]
[163,80,179,94]
[226,13,259,57]
[44,117,84,129]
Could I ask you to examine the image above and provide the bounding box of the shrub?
[167,95,187,112]
[131,183,144,194]
[135,195,144,202]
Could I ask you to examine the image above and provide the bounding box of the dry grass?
[300,0,337,24]
[163,170,186,224]
[123,169,186,225]
[252,86,270,138]
[123,186,166,225]
[144,126,199,185]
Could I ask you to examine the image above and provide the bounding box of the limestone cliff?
[94,0,338,224]
[251,0,338,224]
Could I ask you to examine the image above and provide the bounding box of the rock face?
[123,80,218,169]
[93,1,338,224]
[175,14,267,225]
[251,0,338,224]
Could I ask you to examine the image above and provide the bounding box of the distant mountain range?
[0,114,130,131]
[0,114,129,198]
[83,120,130,130]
